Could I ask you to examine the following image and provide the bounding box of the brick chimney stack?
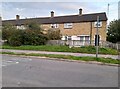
[16,15,20,20]
[51,11,54,17]
[79,8,82,15]
[0,16,1,21]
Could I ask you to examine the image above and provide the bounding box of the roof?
[2,12,107,26]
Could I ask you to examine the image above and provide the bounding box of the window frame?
[67,36,71,40]
[51,24,59,28]
[64,23,73,29]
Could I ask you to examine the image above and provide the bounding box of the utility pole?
[107,3,110,26]
[96,16,99,58]
[107,3,109,19]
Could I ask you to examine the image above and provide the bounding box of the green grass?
[1,51,120,64]
[1,45,119,55]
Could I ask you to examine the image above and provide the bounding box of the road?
[2,54,118,87]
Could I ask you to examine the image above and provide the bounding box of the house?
[2,9,107,45]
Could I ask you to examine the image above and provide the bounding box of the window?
[64,23,73,28]
[67,36,71,40]
[80,36,84,41]
[85,36,90,41]
[17,25,25,29]
[77,36,90,41]
[94,21,102,27]
[65,36,67,40]
[85,36,90,43]
[51,24,59,28]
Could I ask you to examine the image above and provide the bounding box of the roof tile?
[2,12,107,25]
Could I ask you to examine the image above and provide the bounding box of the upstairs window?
[51,24,59,28]
[64,23,73,29]
[94,21,102,27]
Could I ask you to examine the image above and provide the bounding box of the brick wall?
[41,21,107,41]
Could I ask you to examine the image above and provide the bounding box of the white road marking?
[2,58,32,67]
[29,59,32,61]
[16,62,19,64]
[2,65,6,67]
[6,61,13,63]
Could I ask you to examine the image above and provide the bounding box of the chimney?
[51,11,54,17]
[0,16,1,20]
[79,8,82,15]
[16,15,20,20]
[0,16,1,27]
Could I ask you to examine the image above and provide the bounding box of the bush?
[47,28,61,40]
[3,22,48,46]
[8,30,22,46]
[22,30,48,45]
[2,24,18,43]
[8,30,48,46]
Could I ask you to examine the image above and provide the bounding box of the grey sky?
[118,1,120,19]
[1,1,119,24]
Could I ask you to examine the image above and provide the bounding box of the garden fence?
[46,40,120,50]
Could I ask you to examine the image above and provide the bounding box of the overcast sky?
[1,0,119,24]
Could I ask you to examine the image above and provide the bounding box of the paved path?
[1,49,119,59]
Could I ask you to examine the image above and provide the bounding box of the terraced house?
[2,9,107,45]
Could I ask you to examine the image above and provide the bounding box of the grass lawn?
[1,45,119,55]
[1,51,120,64]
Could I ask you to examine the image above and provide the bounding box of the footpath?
[1,49,119,59]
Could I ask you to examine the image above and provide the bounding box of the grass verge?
[1,45,119,55]
[1,52,120,64]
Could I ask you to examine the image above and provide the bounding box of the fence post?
[116,43,118,50]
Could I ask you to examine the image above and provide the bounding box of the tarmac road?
[2,54,118,87]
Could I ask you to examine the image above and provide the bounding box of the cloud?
[1,1,119,22]
[15,8,25,12]
[1,0,120,2]
[0,2,2,16]
[2,2,89,19]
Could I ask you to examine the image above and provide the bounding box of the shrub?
[6,29,48,46]
[8,30,22,46]
[2,23,18,43]
[22,30,48,45]
[3,22,48,46]
[47,28,61,40]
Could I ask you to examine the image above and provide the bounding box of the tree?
[9,30,23,46]
[47,28,61,40]
[25,21,43,31]
[2,23,18,42]
[21,29,48,45]
[2,21,48,46]
[22,21,48,45]
[107,19,120,43]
